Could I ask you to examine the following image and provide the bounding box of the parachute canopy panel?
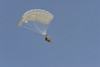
[17,9,54,26]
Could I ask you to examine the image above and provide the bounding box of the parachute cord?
[22,22,40,34]
[23,25,36,32]
[29,22,39,32]
[44,23,50,33]
[22,21,50,35]
[44,24,49,32]
[27,22,40,33]
[33,22,43,34]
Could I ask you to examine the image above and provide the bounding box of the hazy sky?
[1,0,100,67]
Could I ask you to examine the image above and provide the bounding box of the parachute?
[17,9,54,35]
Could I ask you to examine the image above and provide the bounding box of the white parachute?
[17,9,54,35]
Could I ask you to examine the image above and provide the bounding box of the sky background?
[1,0,100,67]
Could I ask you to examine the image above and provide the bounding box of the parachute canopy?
[17,9,54,35]
[17,9,54,26]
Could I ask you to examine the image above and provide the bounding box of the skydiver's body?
[44,35,52,43]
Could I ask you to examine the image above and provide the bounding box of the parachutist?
[45,35,52,43]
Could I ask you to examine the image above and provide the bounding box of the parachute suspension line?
[32,22,43,34]
[42,22,50,34]
[43,18,51,33]
[23,25,36,32]
[29,22,41,33]
[44,24,49,33]
[44,17,48,32]
[27,22,40,33]
[22,22,41,34]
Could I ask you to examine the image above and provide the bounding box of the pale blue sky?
[1,0,100,67]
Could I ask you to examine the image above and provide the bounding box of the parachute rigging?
[17,9,54,42]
